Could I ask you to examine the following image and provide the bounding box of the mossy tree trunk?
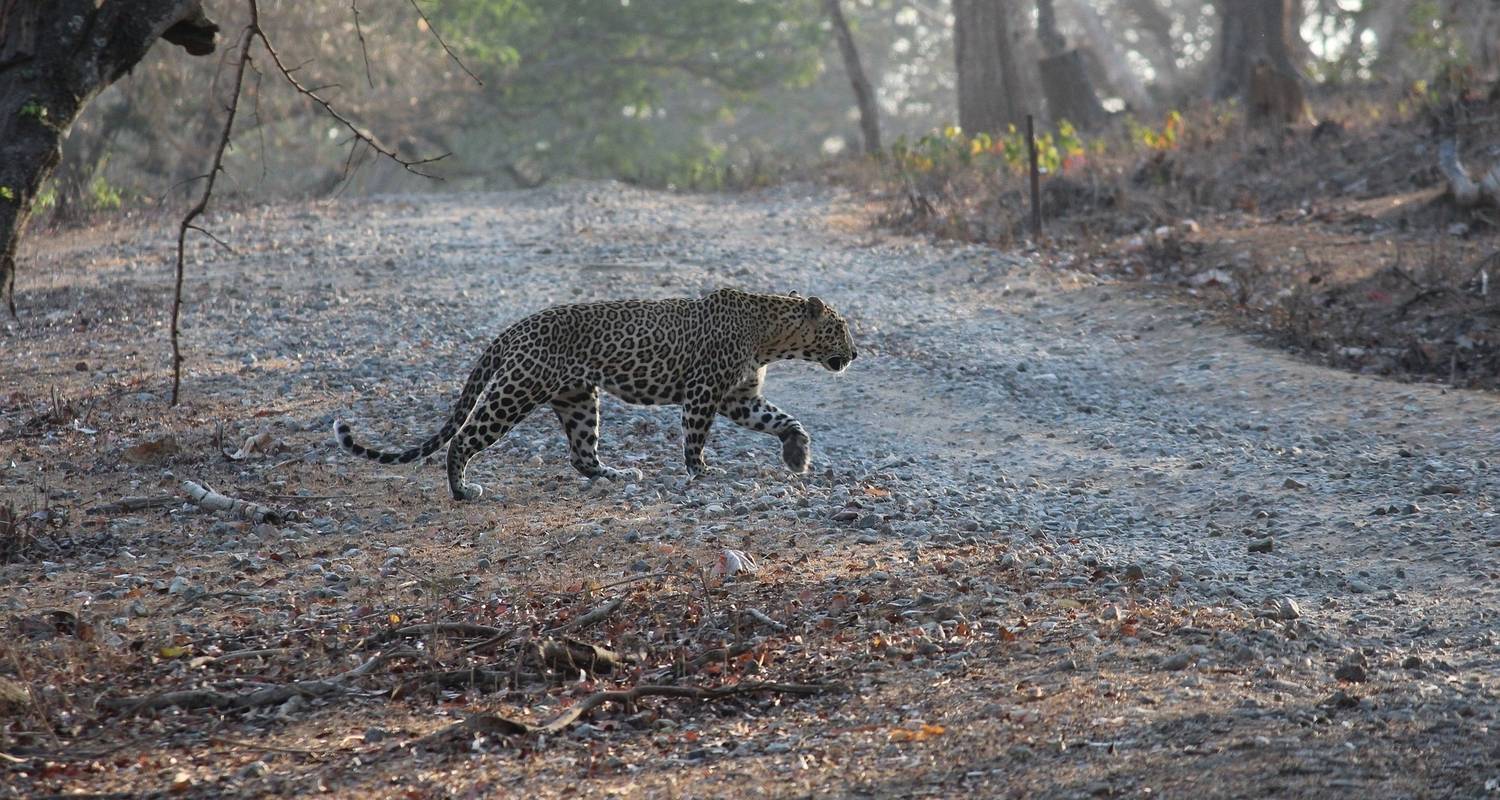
[0,0,217,314]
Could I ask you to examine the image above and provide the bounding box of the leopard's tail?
[332,338,508,465]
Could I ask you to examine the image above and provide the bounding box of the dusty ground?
[2,182,1498,799]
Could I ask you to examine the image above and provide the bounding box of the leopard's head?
[795,295,857,372]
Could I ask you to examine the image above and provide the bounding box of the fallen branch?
[357,622,507,651]
[545,596,623,634]
[392,665,511,699]
[740,607,788,632]
[421,681,841,742]
[180,480,293,524]
[87,495,179,515]
[539,638,629,676]
[101,648,417,714]
[651,640,764,681]
[210,735,332,756]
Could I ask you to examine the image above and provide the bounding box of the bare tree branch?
[407,0,484,86]
[170,0,453,405]
[350,0,374,89]
[254,22,449,177]
[171,9,255,405]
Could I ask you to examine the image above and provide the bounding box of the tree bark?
[1034,0,1107,130]
[1212,0,1308,125]
[823,0,881,155]
[954,0,1025,135]
[0,0,217,314]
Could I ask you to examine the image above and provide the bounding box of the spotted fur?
[334,288,857,501]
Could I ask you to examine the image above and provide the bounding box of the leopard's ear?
[804,296,825,320]
[788,290,801,298]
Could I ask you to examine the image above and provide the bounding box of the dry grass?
[847,88,1500,388]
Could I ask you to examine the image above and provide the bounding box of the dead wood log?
[180,480,292,524]
[1439,136,1500,208]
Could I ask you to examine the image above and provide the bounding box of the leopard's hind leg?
[446,367,551,501]
[550,386,642,482]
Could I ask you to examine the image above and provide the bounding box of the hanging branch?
[170,11,255,406]
[169,0,453,406]
[407,0,484,86]
[351,0,375,89]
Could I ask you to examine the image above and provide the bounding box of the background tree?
[954,0,1027,135]
[1212,0,1310,125]
[1034,0,1108,129]
[824,0,881,155]
[0,0,217,313]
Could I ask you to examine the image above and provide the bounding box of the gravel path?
[6,181,1500,798]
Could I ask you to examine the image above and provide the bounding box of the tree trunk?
[1064,0,1151,110]
[1034,0,1107,130]
[954,0,1025,135]
[1212,0,1309,125]
[0,0,217,313]
[823,0,881,155]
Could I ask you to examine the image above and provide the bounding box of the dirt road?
[3,183,1498,798]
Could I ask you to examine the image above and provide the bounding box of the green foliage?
[0,186,12,202]
[888,120,1090,179]
[88,175,123,210]
[1126,111,1183,151]
[18,100,46,121]
[427,0,826,184]
[1405,1,1469,76]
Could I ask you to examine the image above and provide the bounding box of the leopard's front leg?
[719,393,810,473]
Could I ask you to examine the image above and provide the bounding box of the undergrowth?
[841,85,1500,389]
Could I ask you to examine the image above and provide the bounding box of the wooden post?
[1027,114,1042,238]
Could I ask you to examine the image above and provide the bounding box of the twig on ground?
[545,596,623,635]
[100,648,419,714]
[539,638,628,676]
[393,666,511,699]
[210,736,332,756]
[651,640,765,681]
[420,682,841,743]
[357,622,506,651]
[208,648,292,664]
[87,495,178,515]
[181,480,292,524]
[740,607,788,632]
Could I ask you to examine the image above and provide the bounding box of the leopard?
[334,288,857,501]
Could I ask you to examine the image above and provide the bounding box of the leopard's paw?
[452,482,485,502]
[596,466,644,483]
[781,430,811,474]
